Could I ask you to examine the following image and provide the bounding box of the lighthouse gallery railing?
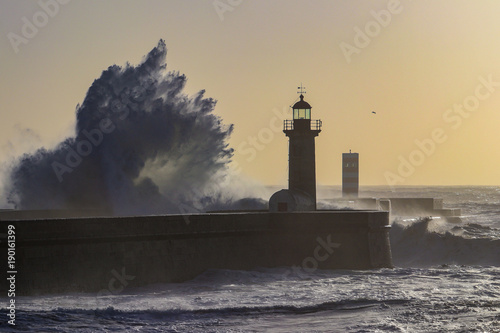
[283,119,322,131]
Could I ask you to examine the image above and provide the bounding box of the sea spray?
[390,217,500,267]
[4,40,265,215]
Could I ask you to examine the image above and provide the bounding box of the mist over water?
[3,40,265,215]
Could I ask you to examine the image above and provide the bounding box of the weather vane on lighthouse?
[297,83,306,95]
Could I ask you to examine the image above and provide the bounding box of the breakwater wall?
[325,197,462,219]
[0,211,391,295]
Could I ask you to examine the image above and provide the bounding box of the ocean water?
[2,186,500,332]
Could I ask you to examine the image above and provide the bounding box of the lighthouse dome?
[292,94,311,109]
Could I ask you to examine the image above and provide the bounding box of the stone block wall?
[0,211,391,295]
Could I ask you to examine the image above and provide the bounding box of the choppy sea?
[2,186,500,332]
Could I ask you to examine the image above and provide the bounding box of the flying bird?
[371,111,376,114]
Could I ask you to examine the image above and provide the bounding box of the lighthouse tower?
[270,86,322,211]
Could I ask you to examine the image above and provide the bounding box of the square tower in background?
[342,152,359,197]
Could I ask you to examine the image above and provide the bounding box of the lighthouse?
[269,86,322,212]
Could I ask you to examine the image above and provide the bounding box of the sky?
[1,0,500,191]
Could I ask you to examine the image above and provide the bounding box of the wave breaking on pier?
[4,40,266,215]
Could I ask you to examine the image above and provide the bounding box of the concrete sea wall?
[0,211,391,295]
[325,197,462,219]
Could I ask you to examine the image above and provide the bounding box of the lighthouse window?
[293,108,311,119]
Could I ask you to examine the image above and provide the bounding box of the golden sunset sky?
[1,0,500,190]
